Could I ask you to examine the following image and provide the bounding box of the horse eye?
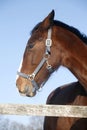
[29,43,34,49]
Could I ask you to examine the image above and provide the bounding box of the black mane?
[31,20,87,44]
[54,20,87,44]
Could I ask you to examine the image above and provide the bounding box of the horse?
[16,10,87,129]
[44,81,87,130]
[16,10,87,97]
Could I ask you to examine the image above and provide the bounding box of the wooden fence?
[0,104,87,118]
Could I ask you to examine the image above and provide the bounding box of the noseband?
[17,28,53,92]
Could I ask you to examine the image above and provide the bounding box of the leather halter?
[17,28,53,92]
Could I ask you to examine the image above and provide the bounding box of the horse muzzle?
[24,85,37,97]
[16,78,39,97]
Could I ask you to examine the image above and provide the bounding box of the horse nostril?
[16,83,19,89]
[19,89,23,93]
[16,81,18,87]
[18,89,25,95]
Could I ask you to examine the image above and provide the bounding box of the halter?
[17,28,53,92]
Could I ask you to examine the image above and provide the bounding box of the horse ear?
[41,10,55,29]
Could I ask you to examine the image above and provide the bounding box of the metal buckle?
[46,39,52,47]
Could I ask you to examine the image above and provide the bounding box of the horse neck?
[54,26,87,90]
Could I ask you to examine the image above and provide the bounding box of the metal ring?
[28,73,35,81]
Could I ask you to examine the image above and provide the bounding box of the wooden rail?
[0,104,87,118]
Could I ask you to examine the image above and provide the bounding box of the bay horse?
[16,10,87,129]
[16,10,87,97]
[44,81,87,130]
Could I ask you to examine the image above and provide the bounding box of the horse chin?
[19,91,36,97]
[26,91,36,97]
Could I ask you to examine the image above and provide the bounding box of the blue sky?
[0,0,87,123]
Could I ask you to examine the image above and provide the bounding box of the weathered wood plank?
[0,104,87,118]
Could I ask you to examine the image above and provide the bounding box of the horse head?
[16,10,62,97]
